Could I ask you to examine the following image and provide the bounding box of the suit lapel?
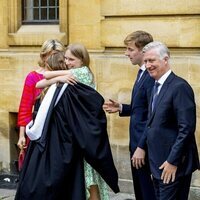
[130,70,148,109]
[148,72,176,123]
[133,70,148,98]
[138,70,148,87]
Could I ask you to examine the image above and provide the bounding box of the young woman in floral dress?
[36,43,110,200]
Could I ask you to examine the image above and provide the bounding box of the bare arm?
[36,74,77,88]
[17,126,26,150]
[36,76,61,88]
[44,70,71,79]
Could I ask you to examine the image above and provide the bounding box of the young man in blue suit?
[133,41,200,200]
[103,31,156,200]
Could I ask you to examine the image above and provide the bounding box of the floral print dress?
[72,66,109,200]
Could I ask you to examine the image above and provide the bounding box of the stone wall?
[0,0,199,195]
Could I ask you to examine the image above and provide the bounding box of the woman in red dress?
[17,39,65,170]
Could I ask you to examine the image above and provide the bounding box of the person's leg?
[153,177,178,200]
[152,177,160,200]
[176,174,192,200]
[153,174,192,200]
[131,162,156,200]
[89,185,101,200]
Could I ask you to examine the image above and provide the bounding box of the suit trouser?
[153,174,192,200]
[131,160,156,200]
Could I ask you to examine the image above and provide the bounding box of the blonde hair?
[38,39,65,68]
[124,31,153,50]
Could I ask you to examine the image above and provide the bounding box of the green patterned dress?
[71,66,109,200]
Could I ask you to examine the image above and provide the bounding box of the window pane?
[49,0,56,6]
[41,8,47,20]
[33,8,39,20]
[57,7,59,19]
[49,8,55,19]
[41,0,47,7]
[22,0,59,23]
[34,0,39,7]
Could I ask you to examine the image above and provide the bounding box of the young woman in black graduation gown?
[15,51,119,200]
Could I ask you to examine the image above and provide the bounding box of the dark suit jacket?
[139,72,200,179]
[120,70,154,153]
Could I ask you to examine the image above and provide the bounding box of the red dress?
[17,70,43,170]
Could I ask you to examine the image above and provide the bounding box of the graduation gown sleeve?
[60,83,119,193]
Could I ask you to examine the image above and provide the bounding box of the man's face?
[143,49,169,80]
[125,41,143,66]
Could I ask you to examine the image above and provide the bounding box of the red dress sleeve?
[17,71,43,127]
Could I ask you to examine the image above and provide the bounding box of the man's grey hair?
[142,41,170,59]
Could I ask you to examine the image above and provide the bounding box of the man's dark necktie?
[151,81,160,111]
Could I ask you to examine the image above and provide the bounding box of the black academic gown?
[15,83,119,200]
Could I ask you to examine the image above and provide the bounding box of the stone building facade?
[0,0,199,196]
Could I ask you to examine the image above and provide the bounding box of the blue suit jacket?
[139,72,200,179]
[120,70,154,154]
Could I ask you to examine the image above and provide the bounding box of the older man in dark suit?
[133,41,200,200]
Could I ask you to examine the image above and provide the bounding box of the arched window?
[22,0,59,24]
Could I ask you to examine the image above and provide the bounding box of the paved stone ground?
[109,192,135,200]
[0,173,199,200]
[1,187,200,200]
[0,174,135,200]
[0,189,16,200]
[0,189,135,200]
